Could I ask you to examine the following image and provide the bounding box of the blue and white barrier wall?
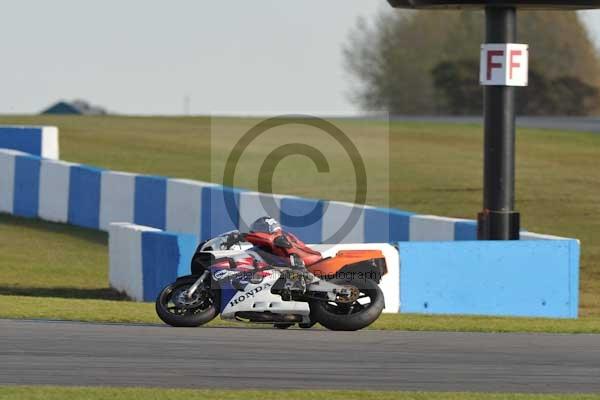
[108,223,579,317]
[0,148,417,243]
[0,149,457,244]
[0,126,59,160]
[108,223,198,302]
[399,239,580,318]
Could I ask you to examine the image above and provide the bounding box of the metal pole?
[478,6,521,240]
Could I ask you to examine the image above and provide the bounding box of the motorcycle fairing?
[218,269,310,322]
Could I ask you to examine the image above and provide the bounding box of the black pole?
[477,6,521,240]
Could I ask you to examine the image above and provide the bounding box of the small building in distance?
[41,100,108,115]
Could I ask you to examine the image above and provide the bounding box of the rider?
[239,216,321,293]
[244,216,322,268]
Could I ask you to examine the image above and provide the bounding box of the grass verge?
[2,295,600,334]
[1,386,599,400]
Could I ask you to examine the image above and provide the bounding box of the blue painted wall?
[454,220,478,241]
[68,165,103,229]
[399,240,580,318]
[364,207,413,242]
[0,127,42,157]
[141,230,198,302]
[280,197,324,243]
[13,155,40,218]
[135,175,167,230]
[201,186,241,240]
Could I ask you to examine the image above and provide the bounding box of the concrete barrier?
[0,126,59,160]
[109,223,161,301]
[363,207,413,243]
[280,196,324,243]
[399,239,580,318]
[109,222,198,302]
[0,149,27,214]
[321,201,366,244]
[38,159,79,223]
[13,154,41,218]
[0,147,566,246]
[238,191,283,233]
[166,179,211,235]
[68,165,104,229]
[134,175,167,230]
[200,186,242,240]
[99,171,137,231]
[107,223,579,318]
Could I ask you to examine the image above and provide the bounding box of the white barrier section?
[99,171,137,231]
[322,201,366,244]
[409,215,458,241]
[41,127,59,160]
[520,232,569,240]
[238,192,283,232]
[109,222,160,301]
[38,159,77,223]
[166,179,212,235]
[311,243,400,313]
[0,149,25,213]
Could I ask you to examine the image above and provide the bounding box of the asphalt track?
[1,319,600,393]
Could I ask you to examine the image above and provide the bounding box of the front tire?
[156,277,219,327]
[310,278,384,331]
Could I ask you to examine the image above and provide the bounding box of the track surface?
[2,319,600,393]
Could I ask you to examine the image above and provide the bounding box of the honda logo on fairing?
[229,283,272,307]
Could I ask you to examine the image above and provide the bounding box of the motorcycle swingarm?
[307,280,353,301]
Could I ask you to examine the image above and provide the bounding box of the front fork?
[185,270,210,299]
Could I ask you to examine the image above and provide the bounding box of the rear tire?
[310,278,384,331]
[156,277,219,327]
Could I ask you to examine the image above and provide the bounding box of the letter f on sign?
[487,50,504,80]
[509,50,522,79]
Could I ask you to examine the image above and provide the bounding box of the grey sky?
[2,1,599,116]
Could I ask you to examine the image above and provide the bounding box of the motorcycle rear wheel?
[310,278,384,331]
[156,277,219,327]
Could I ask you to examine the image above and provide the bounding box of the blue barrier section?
[68,165,103,229]
[399,240,580,318]
[454,220,478,240]
[280,197,324,243]
[177,234,199,277]
[134,175,167,230]
[201,186,240,240]
[141,230,198,301]
[141,231,178,302]
[13,155,40,218]
[364,207,413,242]
[0,127,42,156]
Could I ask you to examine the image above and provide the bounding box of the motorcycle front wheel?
[156,277,220,327]
[310,278,384,331]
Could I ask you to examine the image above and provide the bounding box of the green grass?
[2,294,600,334]
[1,386,599,400]
[0,115,599,331]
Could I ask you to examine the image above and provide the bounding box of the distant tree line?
[431,60,599,115]
[345,10,600,116]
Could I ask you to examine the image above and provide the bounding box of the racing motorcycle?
[155,229,387,331]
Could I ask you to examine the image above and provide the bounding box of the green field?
[0,115,599,332]
[1,386,599,400]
